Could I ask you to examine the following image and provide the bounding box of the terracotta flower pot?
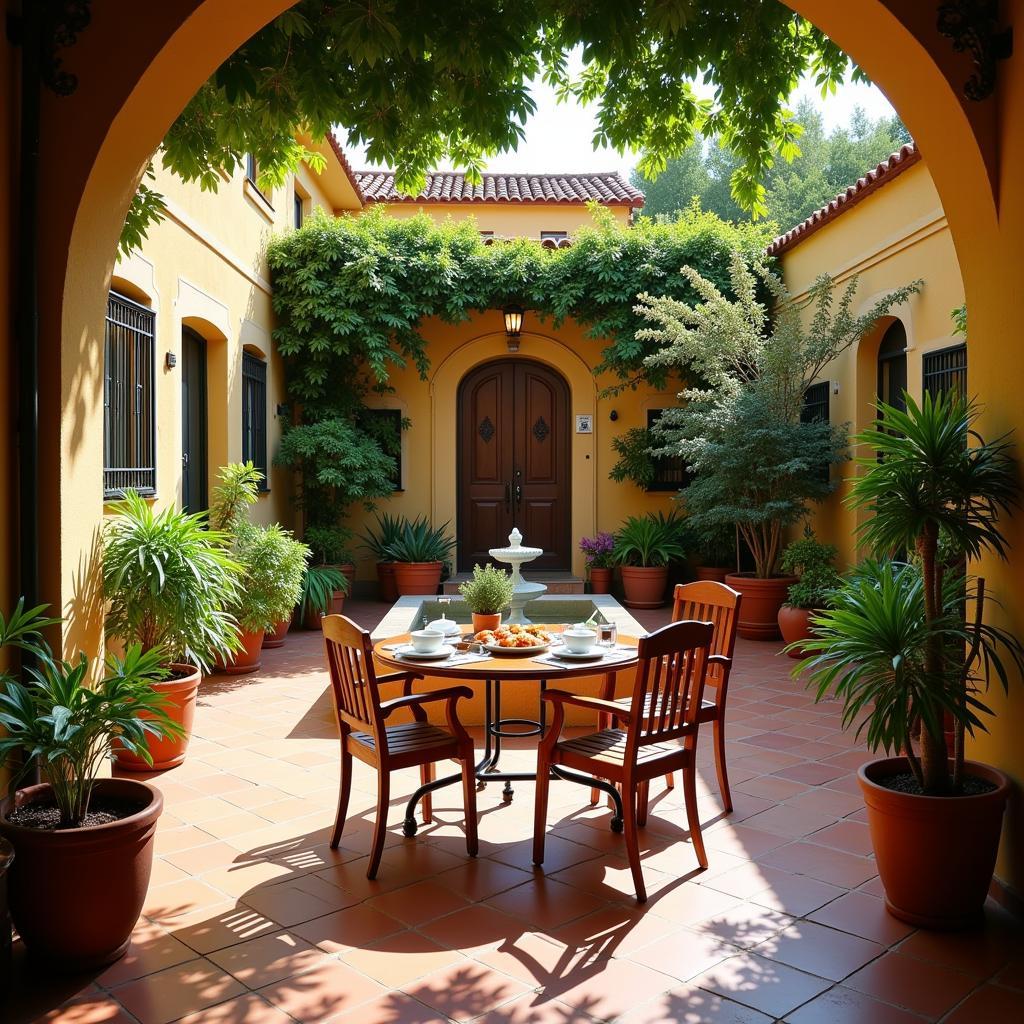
[114,663,200,771]
[262,618,291,649]
[472,612,502,634]
[393,561,443,596]
[695,566,729,584]
[777,605,815,658]
[213,628,265,674]
[859,757,1009,929]
[620,566,669,608]
[726,573,798,640]
[0,779,162,969]
[377,561,398,603]
[588,567,612,594]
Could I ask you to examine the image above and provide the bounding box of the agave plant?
[384,516,456,564]
[612,512,686,568]
[360,512,405,561]
[0,601,181,827]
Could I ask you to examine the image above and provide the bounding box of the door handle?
[514,470,523,510]
[504,482,511,513]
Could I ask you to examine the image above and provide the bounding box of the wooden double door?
[457,359,571,572]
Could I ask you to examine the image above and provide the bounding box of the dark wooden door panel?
[181,327,208,515]
[458,359,570,572]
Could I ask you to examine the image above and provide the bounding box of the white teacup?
[562,626,597,654]
[410,628,445,653]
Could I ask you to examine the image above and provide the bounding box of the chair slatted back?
[627,620,713,752]
[322,614,385,738]
[671,581,741,687]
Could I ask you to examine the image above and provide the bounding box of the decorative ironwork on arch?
[478,416,495,443]
[532,416,550,443]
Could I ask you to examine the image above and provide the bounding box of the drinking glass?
[598,621,617,647]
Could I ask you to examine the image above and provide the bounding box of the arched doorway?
[877,319,908,412]
[456,358,571,572]
[180,325,208,513]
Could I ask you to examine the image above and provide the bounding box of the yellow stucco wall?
[365,201,632,237]
[777,159,965,569]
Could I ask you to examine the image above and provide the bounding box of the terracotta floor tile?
[543,955,677,1022]
[257,958,385,1023]
[740,803,838,838]
[756,919,884,981]
[807,890,914,946]
[689,951,832,1019]
[292,904,405,954]
[491,833,601,874]
[646,880,742,925]
[401,958,530,1023]
[486,877,606,931]
[111,959,247,1024]
[894,909,1022,977]
[943,982,1024,1023]
[756,841,876,888]
[783,787,864,817]
[475,931,578,987]
[626,926,739,984]
[365,879,472,926]
[206,929,329,986]
[343,929,467,988]
[154,825,221,856]
[239,877,358,927]
[35,995,140,1024]
[163,840,253,877]
[473,992,601,1024]
[329,992,449,1023]
[703,824,791,860]
[734,776,809,803]
[782,985,926,1024]
[142,879,234,923]
[418,903,528,953]
[174,992,295,1023]
[98,921,198,986]
[553,903,680,959]
[616,985,774,1024]
[806,820,874,857]
[164,902,282,954]
[773,762,849,785]
[843,950,979,1017]
[691,902,794,951]
[434,856,534,901]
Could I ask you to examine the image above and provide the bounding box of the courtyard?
[8,600,1023,1024]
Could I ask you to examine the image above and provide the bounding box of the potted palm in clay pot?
[361,512,404,603]
[103,491,241,770]
[385,516,456,596]
[636,252,920,638]
[298,564,349,630]
[0,602,180,968]
[459,563,514,633]
[777,529,842,657]
[792,391,1024,928]
[612,512,686,608]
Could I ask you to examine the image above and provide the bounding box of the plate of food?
[474,623,554,656]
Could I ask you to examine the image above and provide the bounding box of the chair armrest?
[541,690,633,724]
[708,655,730,669]
[379,686,473,718]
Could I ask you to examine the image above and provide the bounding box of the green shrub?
[459,564,514,615]
[780,529,842,610]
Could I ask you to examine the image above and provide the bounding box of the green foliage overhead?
[123,1,860,251]
[635,99,911,229]
[268,205,772,405]
[459,564,515,615]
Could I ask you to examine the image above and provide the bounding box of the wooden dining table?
[373,630,641,837]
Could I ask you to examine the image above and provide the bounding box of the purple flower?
[579,532,615,568]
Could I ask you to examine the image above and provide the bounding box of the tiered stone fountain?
[489,528,547,624]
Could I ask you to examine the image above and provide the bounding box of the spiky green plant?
[612,512,686,568]
[360,512,405,561]
[384,516,455,564]
[298,565,349,620]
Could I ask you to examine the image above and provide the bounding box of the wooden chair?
[533,619,714,903]
[322,615,478,879]
[592,580,741,813]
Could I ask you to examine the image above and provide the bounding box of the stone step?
[442,571,585,596]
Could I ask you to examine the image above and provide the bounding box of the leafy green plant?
[794,391,1023,795]
[304,525,353,567]
[208,461,263,533]
[103,491,242,672]
[781,529,842,610]
[685,520,736,570]
[384,516,456,564]
[613,512,686,568]
[458,564,514,615]
[299,565,349,620]
[360,512,405,561]
[640,252,922,577]
[0,602,181,827]
[609,427,662,489]
[233,524,311,632]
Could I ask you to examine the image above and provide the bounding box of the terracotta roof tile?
[767,143,921,256]
[354,170,644,207]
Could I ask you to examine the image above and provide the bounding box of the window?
[293,191,304,229]
[366,408,403,491]
[540,231,568,243]
[923,343,967,398]
[242,351,268,488]
[245,152,258,184]
[104,292,156,497]
[244,153,271,206]
[645,409,689,492]
[801,381,831,483]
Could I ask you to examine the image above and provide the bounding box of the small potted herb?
[612,512,686,608]
[777,529,842,656]
[458,563,514,632]
[360,512,404,603]
[579,532,615,594]
[0,602,180,968]
[384,516,456,596]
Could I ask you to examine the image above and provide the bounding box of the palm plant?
[795,391,1023,794]
[299,564,349,620]
[103,490,242,672]
[0,602,181,826]
[612,512,686,568]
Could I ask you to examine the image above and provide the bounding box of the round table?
[374,632,640,835]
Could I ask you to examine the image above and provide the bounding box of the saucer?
[396,644,456,660]
[551,648,605,660]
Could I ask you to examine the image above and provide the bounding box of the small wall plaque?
[575,414,593,434]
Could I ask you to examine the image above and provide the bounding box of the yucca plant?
[360,512,404,560]
[103,490,243,672]
[384,516,456,564]
[0,602,181,826]
[299,564,349,620]
[612,512,686,568]
[794,391,1023,794]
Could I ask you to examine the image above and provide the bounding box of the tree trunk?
[917,523,949,794]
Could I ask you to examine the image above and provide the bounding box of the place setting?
[533,620,636,669]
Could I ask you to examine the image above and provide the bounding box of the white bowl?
[411,628,445,653]
[562,627,597,654]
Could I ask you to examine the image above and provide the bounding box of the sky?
[343,73,898,178]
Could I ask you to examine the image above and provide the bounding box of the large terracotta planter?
[726,573,797,640]
[620,566,669,608]
[777,605,815,658]
[393,561,443,596]
[695,566,729,584]
[377,561,398,603]
[0,779,162,969]
[114,663,201,771]
[213,628,265,674]
[472,612,502,634]
[588,567,612,594]
[263,618,291,649]
[859,758,1009,929]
